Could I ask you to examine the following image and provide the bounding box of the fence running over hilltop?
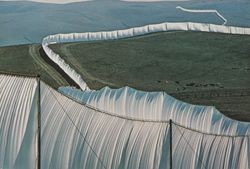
[42,22,250,91]
[0,74,250,169]
[176,7,227,25]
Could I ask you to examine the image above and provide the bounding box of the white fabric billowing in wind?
[59,86,250,136]
[43,83,250,169]
[42,22,250,91]
[0,75,38,169]
[0,75,250,169]
[172,125,249,169]
[41,82,169,169]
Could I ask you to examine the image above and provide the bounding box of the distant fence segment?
[176,6,227,25]
[42,22,250,91]
[1,74,250,169]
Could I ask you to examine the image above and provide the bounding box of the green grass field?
[50,31,250,93]
[0,44,69,88]
[50,31,250,121]
[0,31,250,121]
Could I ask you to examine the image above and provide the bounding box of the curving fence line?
[176,6,227,25]
[42,22,250,91]
[2,21,250,169]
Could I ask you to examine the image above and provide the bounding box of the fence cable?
[44,84,248,169]
[174,123,208,169]
[46,86,108,169]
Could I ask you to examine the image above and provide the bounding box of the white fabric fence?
[0,75,38,169]
[176,6,227,25]
[1,74,250,169]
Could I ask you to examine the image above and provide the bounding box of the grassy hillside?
[0,31,250,121]
[0,44,70,88]
[50,31,250,92]
[50,31,250,121]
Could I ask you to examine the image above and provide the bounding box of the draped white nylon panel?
[0,75,38,169]
[0,75,249,169]
[45,83,250,169]
[172,124,249,169]
[59,86,250,136]
[41,82,169,169]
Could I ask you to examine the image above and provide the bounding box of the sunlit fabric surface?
[0,75,38,169]
[47,84,250,169]
[41,83,169,169]
[59,86,250,136]
[0,75,250,169]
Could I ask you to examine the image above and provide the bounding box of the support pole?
[170,119,172,169]
[37,75,41,169]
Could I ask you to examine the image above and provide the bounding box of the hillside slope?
[1,31,250,121]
